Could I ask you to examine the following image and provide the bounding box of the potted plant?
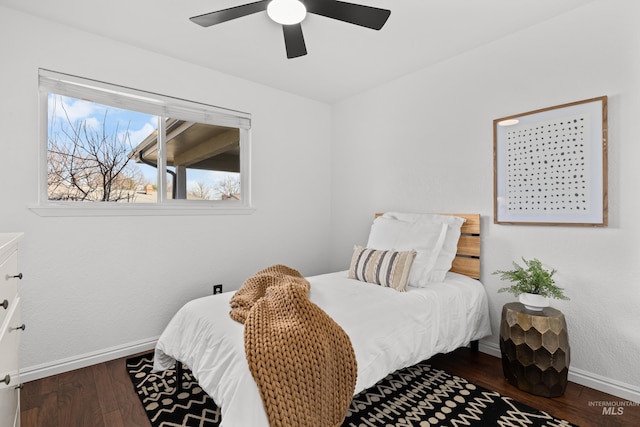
[493,257,569,310]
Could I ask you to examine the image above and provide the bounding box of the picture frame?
[493,96,608,226]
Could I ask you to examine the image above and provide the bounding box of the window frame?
[33,69,253,216]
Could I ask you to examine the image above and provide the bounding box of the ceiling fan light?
[267,0,307,25]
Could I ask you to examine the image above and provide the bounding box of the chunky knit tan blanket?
[230,264,357,427]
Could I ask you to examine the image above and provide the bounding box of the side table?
[499,302,570,397]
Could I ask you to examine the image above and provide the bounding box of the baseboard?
[20,336,158,384]
[478,340,640,404]
[568,366,640,404]
[478,339,502,358]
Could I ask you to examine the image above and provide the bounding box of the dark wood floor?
[428,348,639,427]
[21,354,151,427]
[20,348,639,426]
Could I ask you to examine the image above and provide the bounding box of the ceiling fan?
[189,0,391,59]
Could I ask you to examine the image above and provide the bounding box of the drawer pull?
[0,300,7,310]
[1,375,10,385]
[11,324,26,332]
[9,273,23,280]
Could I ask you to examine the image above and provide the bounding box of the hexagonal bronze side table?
[499,302,570,397]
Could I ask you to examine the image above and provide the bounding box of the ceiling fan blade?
[282,24,307,59]
[305,0,391,30]
[190,0,270,27]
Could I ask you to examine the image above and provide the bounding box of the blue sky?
[48,93,156,146]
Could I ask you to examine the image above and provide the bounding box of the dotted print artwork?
[505,113,590,213]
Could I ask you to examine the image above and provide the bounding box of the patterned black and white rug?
[126,353,221,426]
[126,353,577,427]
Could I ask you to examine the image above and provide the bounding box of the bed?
[153,213,491,426]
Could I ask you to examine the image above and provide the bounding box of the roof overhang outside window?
[130,119,240,173]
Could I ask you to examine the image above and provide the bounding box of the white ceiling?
[1,0,597,104]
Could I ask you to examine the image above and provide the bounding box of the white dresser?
[0,233,24,427]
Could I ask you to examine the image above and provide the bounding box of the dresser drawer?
[0,384,18,427]
[0,300,20,427]
[0,251,18,329]
[0,298,21,391]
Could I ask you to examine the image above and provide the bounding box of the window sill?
[29,203,256,217]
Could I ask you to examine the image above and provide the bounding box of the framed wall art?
[493,96,608,226]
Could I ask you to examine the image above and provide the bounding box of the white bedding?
[154,270,491,427]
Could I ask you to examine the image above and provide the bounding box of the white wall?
[0,7,333,375]
[330,0,640,401]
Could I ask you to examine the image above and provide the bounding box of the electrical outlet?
[213,284,223,295]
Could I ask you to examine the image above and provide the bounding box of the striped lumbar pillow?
[348,246,416,292]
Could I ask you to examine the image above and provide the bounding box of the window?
[37,69,252,215]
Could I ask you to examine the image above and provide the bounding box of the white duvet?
[154,270,491,427]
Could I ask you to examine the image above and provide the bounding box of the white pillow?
[381,212,466,283]
[366,217,447,287]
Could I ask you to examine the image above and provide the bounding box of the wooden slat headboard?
[374,213,481,280]
[446,213,481,280]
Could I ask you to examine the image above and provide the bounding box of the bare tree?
[47,97,145,202]
[188,181,213,200]
[215,175,241,200]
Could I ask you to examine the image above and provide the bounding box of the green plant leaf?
[493,257,568,300]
